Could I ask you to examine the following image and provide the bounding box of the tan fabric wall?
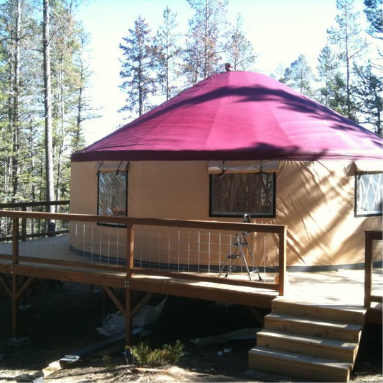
[70,160,382,268]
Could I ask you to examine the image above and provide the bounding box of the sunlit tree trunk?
[43,0,55,214]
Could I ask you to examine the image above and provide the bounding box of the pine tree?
[182,0,229,85]
[327,0,367,120]
[353,63,382,135]
[316,45,339,106]
[284,54,314,96]
[364,0,382,40]
[225,13,257,71]
[271,63,288,84]
[72,26,96,152]
[0,0,94,206]
[326,73,351,117]
[154,7,181,102]
[120,16,156,117]
[49,1,85,202]
[0,0,40,203]
[43,0,55,211]
[364,0,382,74]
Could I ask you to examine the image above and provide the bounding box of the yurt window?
[355,172,382,216]
[209,172,276,217]
[97,171,127,225]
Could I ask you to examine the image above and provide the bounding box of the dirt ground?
[0,281,382,382]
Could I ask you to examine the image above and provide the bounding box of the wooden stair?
[249,298,365,382]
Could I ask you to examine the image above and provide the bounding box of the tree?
[353,63,382,135]
[43,0,55,212]
[182,0,229,85]
[0,0,39,203]
[326,72,351,117]
[0,0,94,208]
[225,13,257,71]
[327,0,367,119]
[72,26,96,151]
[271,63,288,84]
[364,0,382,73]
[364,0,382,40]
[120,16,156,117]
[154,7,181,101]
[283,54,314,96]
[316,45,339,106]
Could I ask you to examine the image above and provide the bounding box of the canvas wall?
[69,160,382,270]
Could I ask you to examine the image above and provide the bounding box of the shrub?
[127,340,184,367]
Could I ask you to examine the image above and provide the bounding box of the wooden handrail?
[0,209,287,295]
[0,210,285,233]
[0,200,70,209]
[364,230,382,307]
[0,201,70,241]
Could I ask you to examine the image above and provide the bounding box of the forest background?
[0,0,381,207]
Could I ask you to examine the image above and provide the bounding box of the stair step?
[249,346,352,382]
[257,329,358,362]
[273,298,365,325]
[265,313,362,342]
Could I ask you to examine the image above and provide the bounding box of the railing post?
[126,222,134,276]
[364,231,373,307]
[12,217,19,265]
[125,221,134,345]
[278,226,287,296]
[21,206,27,241]
[12,217,20,338]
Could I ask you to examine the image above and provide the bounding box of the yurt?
[70,71,382,271]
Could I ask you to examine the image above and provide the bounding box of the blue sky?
[76,0,368,143]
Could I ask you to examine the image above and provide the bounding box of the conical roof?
[72,71,382,162]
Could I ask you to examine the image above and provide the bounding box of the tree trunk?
[76,59,84,138]
[43,0,55,213]
[11,0,22,202]
[55,62,65,209]
[43,0,55,237]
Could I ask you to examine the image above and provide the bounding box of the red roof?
[72,71,383,162]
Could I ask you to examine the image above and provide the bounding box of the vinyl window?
[355,172,382,216]
[98,171,127,226]
[210,172,276,217]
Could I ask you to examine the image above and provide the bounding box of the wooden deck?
[1,235,381,310]
[0,235,278,308]
[0,210,381,347]
[1,208,380,383]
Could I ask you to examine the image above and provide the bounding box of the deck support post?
[125,221,134,345]
[278,226,287,296]
[125,286,132,345]
[12,217,20,338]
[364,231,373,307]
[12,274,18,338]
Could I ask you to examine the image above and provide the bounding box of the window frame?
[354,171,383,217]
[97,170,128,227]
[209,172,277,218]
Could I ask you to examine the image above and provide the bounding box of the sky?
[77,0,369,145]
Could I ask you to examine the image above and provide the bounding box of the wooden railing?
[0,210,287,296]
[0,201,70,241]
[0,201,70,210]
[364,230,383,307]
